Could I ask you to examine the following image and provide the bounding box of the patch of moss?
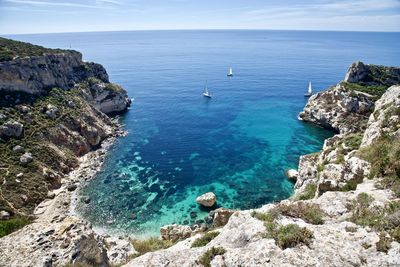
[0,217,31,238]
[198,247,226,267]
[191,231,219,248]
[130,237,174,257]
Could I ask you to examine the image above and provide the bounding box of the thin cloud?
[4,0,115,9]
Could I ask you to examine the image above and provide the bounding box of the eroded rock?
[196,192,217,207]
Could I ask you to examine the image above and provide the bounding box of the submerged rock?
[196,192,217,207]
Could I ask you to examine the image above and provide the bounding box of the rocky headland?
[0,37,399,267]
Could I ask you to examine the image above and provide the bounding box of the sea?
[7,30,400,237]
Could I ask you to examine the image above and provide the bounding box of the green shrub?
[297,183,317,200]
[264,223,314,249]
[278,202,325,225]
[191,231,219,248]
[0,217,31,238]
[358,136,400,197]
[0,37,66,62]
[198,247,226,267]
[251,210,279,223]
[130,237,174,257]
[341,81,388,97]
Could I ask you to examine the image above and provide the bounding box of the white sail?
[229,67,233,75]
[308,81,312,94]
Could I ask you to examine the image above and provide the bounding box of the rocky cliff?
[1,44,399,267]
[299,62,400,134]
[0,38,130,228]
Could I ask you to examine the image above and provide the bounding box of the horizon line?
[2,28,400,36]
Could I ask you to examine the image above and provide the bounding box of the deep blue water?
[7,30,400,236]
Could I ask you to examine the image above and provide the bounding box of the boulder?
[12,145,24,153]
[19,152,33,166]
[160,224,192,242]
[196,192,216,207]
[0,210,10,220]
[286,169,299,181]
[0,120,24,138]
[45,104,59,119]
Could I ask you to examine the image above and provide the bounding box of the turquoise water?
[8,30,400,236]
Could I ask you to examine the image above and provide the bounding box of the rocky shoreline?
[1,37,399,267]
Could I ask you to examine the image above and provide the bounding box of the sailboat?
[227,67,233,77]
[203,81,211,98]
[304,81,312,97]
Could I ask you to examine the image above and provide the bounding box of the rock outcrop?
[299,62,400,134]
[361,85,400,147]
[345,61,400,86]
[196,192,217,207]
[0,37,130,115]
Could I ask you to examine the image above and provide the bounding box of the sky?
[0,0,399,34]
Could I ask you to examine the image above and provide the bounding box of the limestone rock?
[0,50,108,95]
[362,85,400,147]
[286,169,299,181]
[0,120,24,138]
[19,152,33,166]
[12,145,24,153]
[345,61,400,85]
[160,224,193,242]
[45,104,59,119]
[196,192,217,207]
[0,210,10,220]
[213,208,235,227]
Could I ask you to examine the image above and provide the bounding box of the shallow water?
[9,30,400,236]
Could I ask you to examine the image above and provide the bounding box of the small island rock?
[196,192,216,207]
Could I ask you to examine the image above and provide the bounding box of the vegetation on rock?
[264,223,314,249]
[0,37,66,62]
[0,216,31,238]
[130,237,174,257]
[358,135,400,196]
[198,246,226,267]
[191,231,219,248]
[297,183,317,200]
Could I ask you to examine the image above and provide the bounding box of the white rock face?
[362,85,400,147]
[286,169,299,181]
[196,192,217,207]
